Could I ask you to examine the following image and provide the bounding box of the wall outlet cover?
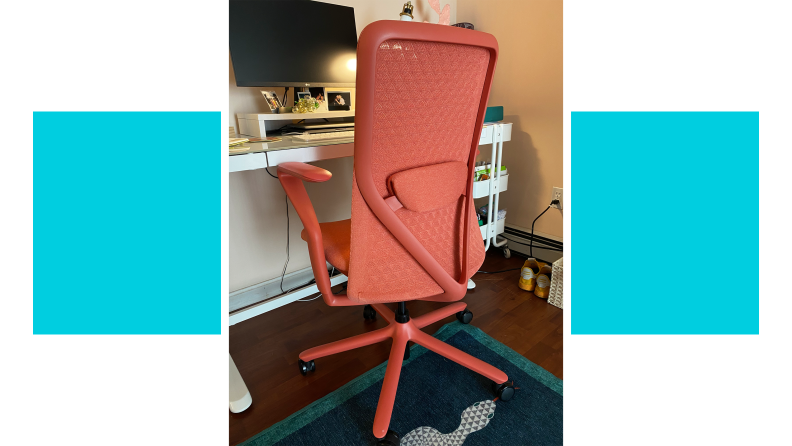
[551,187,563,210]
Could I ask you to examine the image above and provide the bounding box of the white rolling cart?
[468,122,511,290]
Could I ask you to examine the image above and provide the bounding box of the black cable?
[477,267,522,274]
[280,193,290,294]
[501,236,563,252]
[530,200,559,257]
[503,229,563,250]
[262,166,293,295]
[329,267,345,295]
[282,87,290,107]
[264,166,340,299]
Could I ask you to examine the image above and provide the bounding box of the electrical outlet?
[551,187,563,210]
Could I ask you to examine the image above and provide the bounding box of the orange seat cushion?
[301,219,351,275]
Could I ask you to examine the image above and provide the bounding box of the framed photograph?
[327,90,351,111]
[308,87,327,111]
[296,91,312,103]
[260,90,282,112]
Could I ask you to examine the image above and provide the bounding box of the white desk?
[229,122,511,172]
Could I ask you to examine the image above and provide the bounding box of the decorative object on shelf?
[478,204,506,221]
[307,87,328,111]
[292,96,320,114]
[296,91,311,103]
[399,1,414,21]
[428,0,451,25]
[452,22,474,30]
[484,106,503,123]
[327,90,351,111]
[261,90,283,112]
[474,163,507,181]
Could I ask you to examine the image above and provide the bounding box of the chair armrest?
[277,162,332,182]
[278,166,352,306]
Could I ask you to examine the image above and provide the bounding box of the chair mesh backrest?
[347,38,490,303]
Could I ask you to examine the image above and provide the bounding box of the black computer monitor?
[229,0,358,88]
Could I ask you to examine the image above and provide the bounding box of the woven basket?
[547,257,563,309]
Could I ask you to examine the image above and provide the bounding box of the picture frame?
[296,91,312,103]
[307,87,327,111]
[260,90,283,112]
[326,90,351,111]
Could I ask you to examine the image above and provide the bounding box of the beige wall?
[459,0,564,238]
[230,1,457,292]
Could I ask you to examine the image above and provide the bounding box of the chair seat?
[301,219,351,275]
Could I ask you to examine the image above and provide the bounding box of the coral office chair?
[277,21,511,445]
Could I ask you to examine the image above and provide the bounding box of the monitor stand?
[290,120,354,130]
[289,113,355,131]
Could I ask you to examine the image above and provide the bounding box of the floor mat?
[239,322,563,446]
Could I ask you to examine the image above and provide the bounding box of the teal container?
[484,106,503,123]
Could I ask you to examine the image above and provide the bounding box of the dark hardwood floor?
[229,250,563,445]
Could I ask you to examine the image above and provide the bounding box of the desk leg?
[229,354,252,413]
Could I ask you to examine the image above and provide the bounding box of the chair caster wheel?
[376,430,400,446]
[456,309,473,324]
[502,247,511,258]
[298,359,315,376]
[492,381,515,401]
[363,305,377,321]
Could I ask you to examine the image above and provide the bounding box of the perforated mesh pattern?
[347,39,489,303]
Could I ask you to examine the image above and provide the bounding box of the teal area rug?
[240,322,563,446]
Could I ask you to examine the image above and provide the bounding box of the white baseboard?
[229,272,348,326]
[502,223,564,263]
[230,266,316,313]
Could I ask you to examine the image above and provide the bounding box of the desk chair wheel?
[502,247,511,258]
[376,429,400,446]
[363,305,377,321]
[492,381,515,401]
[298,359,315,376]
[456,309,473,324]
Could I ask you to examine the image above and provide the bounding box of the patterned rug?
[239,322,563,446]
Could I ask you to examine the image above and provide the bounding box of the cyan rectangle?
[34,112,221,334]
[572,112,759,334]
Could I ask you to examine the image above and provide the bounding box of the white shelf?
[239,110,354,121]
[237,111,356,137]
[480,218,505,240]
[472,173,508,199]
[479,122,512,145]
